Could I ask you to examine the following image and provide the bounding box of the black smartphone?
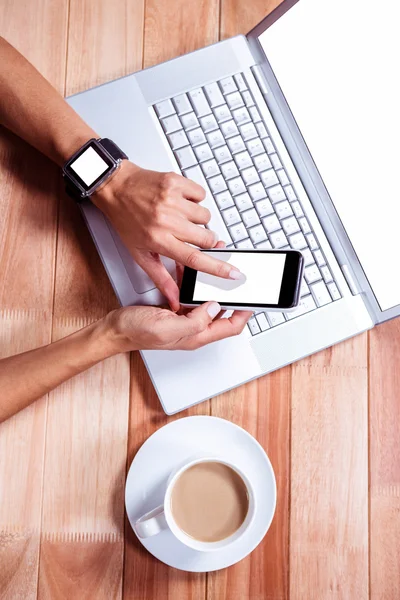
[180,249,304,312]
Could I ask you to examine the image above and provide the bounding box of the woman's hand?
[93,162,244,311]
[104,302,252,353]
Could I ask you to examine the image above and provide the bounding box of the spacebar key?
[184,165,232,243]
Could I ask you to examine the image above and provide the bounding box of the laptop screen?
[259,0,400,311]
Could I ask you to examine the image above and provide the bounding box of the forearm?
[0,319,117,423]
[0,36,97,165]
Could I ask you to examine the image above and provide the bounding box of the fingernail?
[207,302,221,319]
[229,269,246,281]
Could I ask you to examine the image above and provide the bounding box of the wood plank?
[209,2,289,599]
[369,320,400,599]
[37,1,144,598]
[290,337,369,599]
[0,1,67,597]
[122,2,219,598]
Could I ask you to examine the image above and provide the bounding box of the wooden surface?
[0,1,399,598]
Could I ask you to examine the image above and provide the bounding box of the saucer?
[125,416,276,572]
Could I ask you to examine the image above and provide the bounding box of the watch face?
[64,140,115,193]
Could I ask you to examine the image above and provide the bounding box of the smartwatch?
[62,138,128,201]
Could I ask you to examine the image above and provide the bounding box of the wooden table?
[0,0,399,598]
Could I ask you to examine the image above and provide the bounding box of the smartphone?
[180,249,304,312]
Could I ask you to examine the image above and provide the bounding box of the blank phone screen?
[193,251,287,305]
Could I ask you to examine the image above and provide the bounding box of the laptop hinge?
[341,264,363,296]
[251,65,269,96]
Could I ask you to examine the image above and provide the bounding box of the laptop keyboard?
[154,72,341,336]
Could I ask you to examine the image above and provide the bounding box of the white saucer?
[125,416,276,572]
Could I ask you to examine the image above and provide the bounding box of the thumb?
[134,250,180,311]
[167,301,222,339]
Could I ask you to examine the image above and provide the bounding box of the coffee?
[170,461,249,542]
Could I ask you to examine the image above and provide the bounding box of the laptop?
[67,0,400,414]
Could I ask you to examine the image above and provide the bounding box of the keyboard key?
[155,99,175,118]
[270,229,288,248]
[172,93,192,115]
[270,154,282,170]
[292,201,303,218]
[227,135,246,154]
[219,76,237,95]
[310,281,332,307]
[226,92,244,110]
[168,130,189,150]
[281,216,300,236]
[232,107,251,125]
[240,122,258,140]
[249,224,267,244]
[222,206,241,226]
[204,82,225,108]
[247,137,264,157]
[207,129,225,148]
[301,248,314,267]
[256,121,268,138]
[263,137,275,154]
[234,192,253,212]
[230,221,247,242]
[236,238,254,249]
[208,174,227,194]
[274,200,293,220]
[306,233,318,250]
[314,249,325,266]
[161,114,181,134]
[215,190,234,210]
[267,184,286,202]
[242,208,260,228]
[228,176,246,196]
[256,313,270,331]
[221,120,239,138]
[213,145,232,164]
[261,170,279,189]
[277,169,290,186]
[267,311,285,327]
[175,146,197,169]
[321,265,333,283]
[242,167,259,186]
[248,182,267,201]
[234,150,252,170]
[300,278,310,296]
[289,232,307,250]
[253,153,272,171]
[180,112,199,130]
[284,185,296,201]
[194,143,213,162]
[183,165,231,243]
[328,282,341,300]
[220,161,239,180]
[201,159,220,178]
[248,317,261,336]
[304,264,321,284]
[187,128,206,146]
[249,106,261,122]
[234,73,247,91]
[255,197,274,217]
[256,240,272,249]
[299,217,311,234]
[262,214,280,233]
[287,295,317,319]
[213,104,231,123]
[189,88,212,117]
[199,114,218,132]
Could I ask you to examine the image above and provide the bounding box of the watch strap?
[100,138,128,161]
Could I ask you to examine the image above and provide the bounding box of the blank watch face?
[65,141,115,192]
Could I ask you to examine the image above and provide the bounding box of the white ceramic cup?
[134,456,256,552]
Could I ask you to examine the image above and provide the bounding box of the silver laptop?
[67,0,400,414]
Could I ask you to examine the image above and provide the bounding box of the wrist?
[57,128,98,166]
[92,160,140,213]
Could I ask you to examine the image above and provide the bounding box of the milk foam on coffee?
[170,461,249,542]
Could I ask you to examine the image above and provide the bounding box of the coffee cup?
[134,456,256,552]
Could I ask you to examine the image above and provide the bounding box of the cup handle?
[135,505,168,538]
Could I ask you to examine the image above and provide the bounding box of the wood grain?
[0,0,67,597]
[290,337,369,599]
[369,321,400,599]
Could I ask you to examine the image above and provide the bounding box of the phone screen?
[192,251,287,305]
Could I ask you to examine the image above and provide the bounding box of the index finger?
[185,310,252,349]
[178,176,206,202]
[167,238,244,280]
